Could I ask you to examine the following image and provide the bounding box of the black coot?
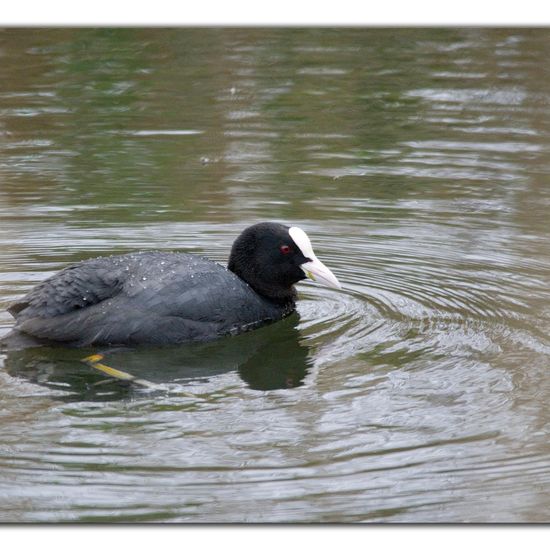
[4,222,341,347]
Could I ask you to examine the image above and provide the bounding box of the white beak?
[300,257,342,289]
[289,226,342,290]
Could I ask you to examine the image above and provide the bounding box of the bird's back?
[7,251,292,347]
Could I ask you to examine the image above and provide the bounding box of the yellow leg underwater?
[80,354,203,399]
[81,353,162,389]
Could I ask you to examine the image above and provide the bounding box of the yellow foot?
[81,354,162,389]
[82,353,104,364]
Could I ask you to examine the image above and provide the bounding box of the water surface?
[1,28,550,522]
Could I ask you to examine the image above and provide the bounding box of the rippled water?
[1,28,550,522]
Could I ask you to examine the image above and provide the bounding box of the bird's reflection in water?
[1,315,312,400]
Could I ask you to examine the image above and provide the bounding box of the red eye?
[280,244,291,255]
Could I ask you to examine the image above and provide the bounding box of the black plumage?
[4,222,338,348]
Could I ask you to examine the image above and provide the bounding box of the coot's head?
[228,222,341,303]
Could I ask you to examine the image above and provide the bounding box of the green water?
[1,28,550,522]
